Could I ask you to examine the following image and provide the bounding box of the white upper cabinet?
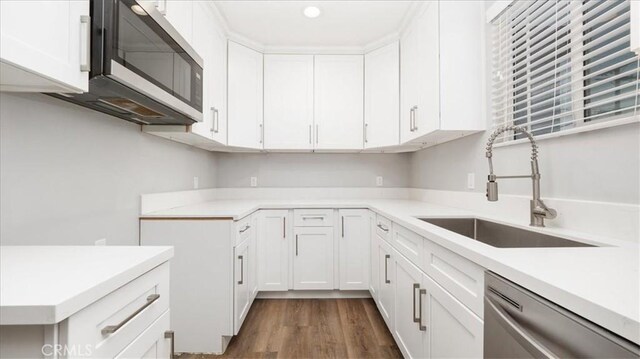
[191,2,227,145]
[365,41,400,149]
[314,55,364,151]
[264,55,314,150]
[228,41,264,149]
[162,0,193,43]
[400,1,484,146]
[0,0,90,92]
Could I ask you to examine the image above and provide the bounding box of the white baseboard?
[256,290,372,299]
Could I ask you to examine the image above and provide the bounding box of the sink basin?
[418,217,595,248]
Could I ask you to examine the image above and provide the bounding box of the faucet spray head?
[486,179,498,201]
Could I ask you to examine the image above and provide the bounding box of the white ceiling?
[213,1,418,49]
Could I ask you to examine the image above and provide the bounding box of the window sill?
[492,116,640,149]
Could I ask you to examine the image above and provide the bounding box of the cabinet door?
[190,3,226,144]
[422,273,483,358]
[338,209,370,290]
[369,211,380,299]
[234,239,250,334]
[414,1,440,138]
[163,0,193,43]
[394,251,425,359]
[364,41,400,148]
[0,0,89,92]
[190,3,214,140]
[249,214,259,300]
[293,227,334,290]
[228,41,263,149]
[314,55,364,150]
[114,310,171,359]
[258,210,290,291]
[264,55,314,150]
[378,239,395,330]
[400,19,419,143]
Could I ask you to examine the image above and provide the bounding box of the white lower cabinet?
[378,239,395,330]
[338,209,370,290]
[234,238,250,334]
[394,250,426,359]
[369,211,380,299]
[258,210,290,291]
[293,226,334,289]
[422,272,483,358]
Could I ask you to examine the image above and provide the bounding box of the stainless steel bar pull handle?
[101,294,160,335]
[419,288,426,331]
[259,124,264,144]
[364,123,368,143]
[164,330,175,359]
[239,225,251,233]
[413,283,420,323]
[237,255,244,284]
[80,15,91,72]
[214,108,219,133]
[302,216,324,220]
[413,106,418,131]
[377,223,389,232]
[309,125,312,144]
[409,107,414,132]
[283,217,286,238]
[315,124,319,144]
[341,216,345,237]
[384,254,390,284]
[295,234,299,256]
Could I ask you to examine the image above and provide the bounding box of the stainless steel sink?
[418,217,595,248]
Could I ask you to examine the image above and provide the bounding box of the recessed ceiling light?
[131,4,148,16]
[303,6,321,19]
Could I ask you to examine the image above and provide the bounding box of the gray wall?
[409,123,640,204]
[0,93,218,246]
[215,152,411,188]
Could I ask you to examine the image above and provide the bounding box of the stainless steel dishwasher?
[484,272,639,358]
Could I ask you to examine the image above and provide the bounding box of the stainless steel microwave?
[52,0,203,125]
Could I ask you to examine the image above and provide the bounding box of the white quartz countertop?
[142,198,640,344]
[0,246,174,325]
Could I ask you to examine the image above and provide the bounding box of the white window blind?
[491,0,640,143]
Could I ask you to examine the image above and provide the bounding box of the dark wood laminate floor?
[178,298,403,359]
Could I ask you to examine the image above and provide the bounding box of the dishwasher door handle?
[485,298,559,358]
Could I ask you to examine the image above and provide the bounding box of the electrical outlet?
[467,173,475,190]
[250,177,258,187]
[376,176,383,187]
[95,238,106,246]
[193,176,199,189]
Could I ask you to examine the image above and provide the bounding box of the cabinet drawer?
[115,309,171,359]
[423,239,485,318]
[391,223,424,267]
[63,262,170,358]
[293,209,334,227]
[375,214,392,242]
[235,216,253,245]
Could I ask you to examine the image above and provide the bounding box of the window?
[491,0,639,143]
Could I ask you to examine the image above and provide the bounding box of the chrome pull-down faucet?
[485,125,557,227]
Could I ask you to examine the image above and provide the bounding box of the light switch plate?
[376,176,383,187]
[250,177,258,187]
[467,173,475,190]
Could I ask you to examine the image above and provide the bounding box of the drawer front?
[375,214,392,242]
[63,262,170,358]
[423,239,485,318]
[115,309,171,359]
[391,223,424,267]
[293,209,334,227]
[235,216,253,245]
